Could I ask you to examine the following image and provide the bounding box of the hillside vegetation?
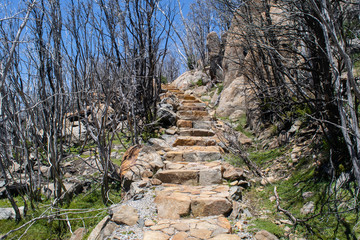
[1,0,360,239]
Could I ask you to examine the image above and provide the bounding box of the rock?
[302,192,314,199]
[191,197,232,217]
[40,166,51,177]
[211,91,219,106]
[229,110,245,121]
[151,178,162,185]
[222,166,244,181]
[238,132,252,145]
[150,224,170,230]
[145,219,155,227]
[177,120,193,128]
[161,94,180,111]
[158,106,177,127]
[63,120,88,143]
[281,219,293,225]
[192,86,208,96]
[254,230,279,240]
[288,120,302,133]
[173,223,190,231]
[216,76,249,118]
[148,138,171,151]
[162,227,175,235]
[69,228,87,240]
[102,221,118,238]
[189,228,212,239]
[269,196,276,202]
[242,208,253,218]
[207,31,223,81]
[120,145,143,189]
[209,234,241,240]
[172,232,188,240]
[173,136,216,147]
[235,221,243,231]
[193,121,212,129]
[112,205,139,226]
[87,216,110,240]
[183,151,222,162]
[217,216,231,231]
[154,193,191,219]
[201,96,211,102]
[142,170,153,178]
[143,231,170,240]
[172,70,210,91]
[165,129,177,135]
[300,201,315,215]
[260,177,276,186]
[0,206,25,220]
[199,169,222,185]
[229,186,242,201]
[154,170,199,185]
[129,181,146,199]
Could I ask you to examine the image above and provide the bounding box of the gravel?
[108,187,157,240]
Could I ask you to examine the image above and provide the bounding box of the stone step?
[163,88,179,92]
[193,121,213,129]
[154,184,233,219]
[154,161,225,186]
[169,90,183,94]
[164,146,223,162]
[177,119,193,128]
[177,120,214,129]
[182,102,207,108]
[154,170,200,185]
[177,110,211,121]
[143,216,235,240]
[173,136,217,147]
[181,99,203,104]
[178,105,206,111]
[176,94,197,101]
[179,128,215,137]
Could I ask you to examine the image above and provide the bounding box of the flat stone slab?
[177,110,211,121]
[157,161,223,186]
[177,95,197,101]
[193,121,213,129]
[173,136,217,147]
[182,102,207,108]
[165,146,223,162]
[178,105,206,111]
[179,128,215,137]
[154,170,199,185]
[143,216,234,239]
[180,100,202,104]
[155,185,232,219]
[177,119,193,128]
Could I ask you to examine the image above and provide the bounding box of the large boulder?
[112,205,139,226]
[207,32,223,81]
[216,76,251,118]
[171,70,210,91]
[158,104,177,127]
[120,145,163,192]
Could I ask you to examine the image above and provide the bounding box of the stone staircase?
[88,85,253,240]
[140,85,250,240]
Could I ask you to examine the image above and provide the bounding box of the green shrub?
[217,84,224,94]
[196,78,203,86]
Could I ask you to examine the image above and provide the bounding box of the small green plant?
[161,76,167,84]
[217,84,224,94]
[249,219,285,237]
[196,78,203,86]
